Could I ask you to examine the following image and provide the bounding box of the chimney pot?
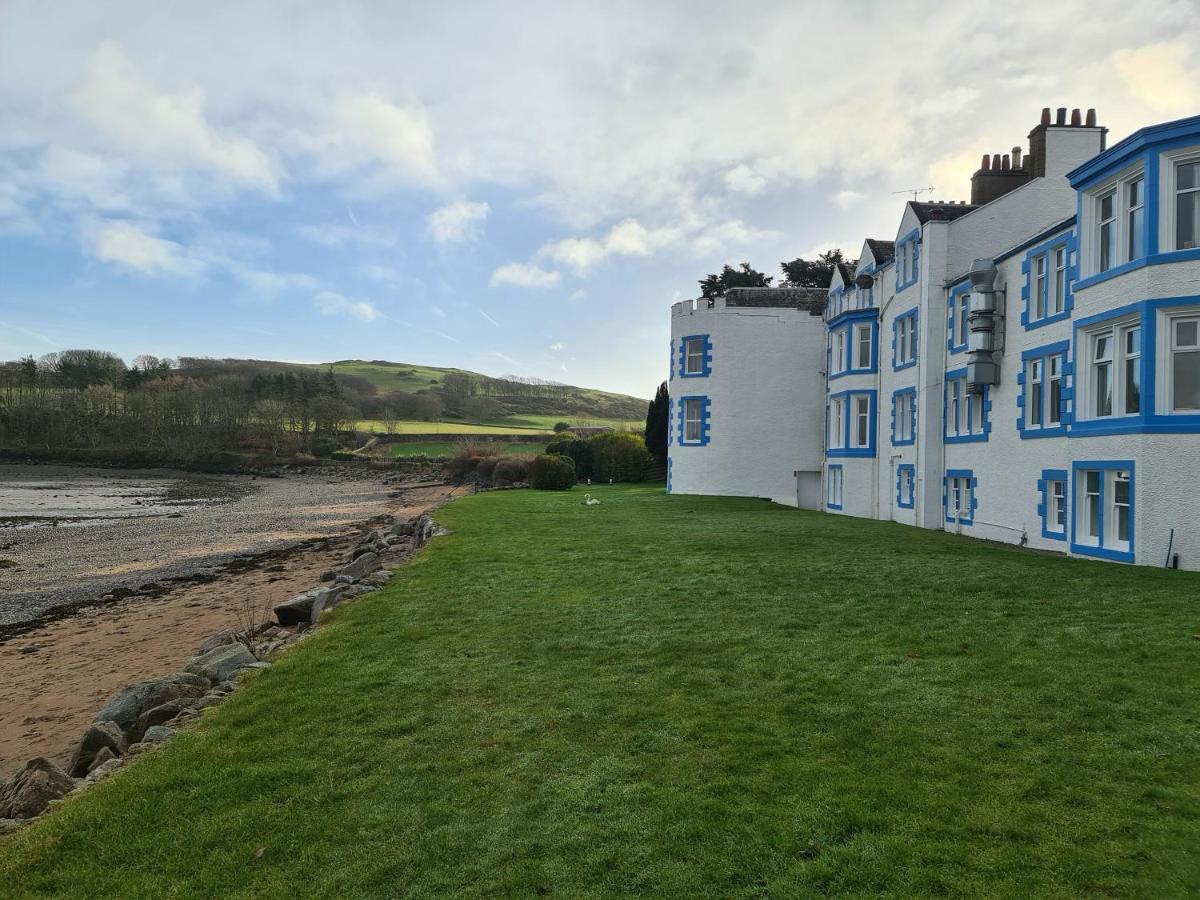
[1002,154,1011,171]
[1071,108,1082,126]
[1056,107,1067,125]
[981,154,991,171]
[1012,145,1023,169]
[992,153,1002,170]
[1041,107,1051,125]
[1086,108,1097,127]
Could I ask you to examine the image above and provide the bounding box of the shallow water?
[0,475,219,528]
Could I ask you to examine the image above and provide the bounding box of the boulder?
[363,570,393,588]
[338,552,378,581]
[198,629,242,656]
[0,818,28,836]
[94,674,209,734]
[86,746,117,774]
[140,726,176,745]
[132,699,202,741]
[0,757,76,819]
[274,586,345,625]
[388,521,413,537]
[84,758,123,784]
[67,721,127,777]
[310,588,351,623]
[184,643,259,683]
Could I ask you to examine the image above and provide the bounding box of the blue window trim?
[827,388,877,458]
[826,464,844,510]
[896,463,915,510]
[1070,460,1135,563]
[1037,468,1068,542]
[678,334,712,379]
[676,395,711,447]
[1020,231,1077,330]
[895,227,921,293]
[666,456,673,493]
[827,310,879,379]
[943,368,991,443]
[890,386,917,446]
[1017,340,1072,439]
[892,307,919,371]
[946,281,970,355]
[943,469,977,525]
[1070,295,1200,436]
[668,339,675,381]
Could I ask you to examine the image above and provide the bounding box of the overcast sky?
[2,1,1198,398]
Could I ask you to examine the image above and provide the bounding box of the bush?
[589,432,652,482]
[330,450,357,461]
[475,456,501,480]
[309,438,338,458]
[493,456,531,485]
[545,438,593,479]
[552,421,572,433]
[446,447,483,479]
[531,454,576,490]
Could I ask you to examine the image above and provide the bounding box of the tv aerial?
[893,186,936,201]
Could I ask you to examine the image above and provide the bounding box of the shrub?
[553,421,572,433]
[446,447,483,479]
[493,456,531,485]
[475,456,501,480]
[531,454,576,490]
[330,450,357,461]
[589,432,652,482]
[309,438,338,458]
[546,438,592,479]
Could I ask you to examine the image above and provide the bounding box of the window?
[944,370,988,442]
[944,470,975,525]
[1098,191,1116,272]
[893,309,918,370]
[892,388,916,445]
[828,390,876,457]
[1020,342,1069,438]
[1052,246,1067,316]
[833,330,846,375]
[827,465,843,510]
[896,231,920,291]
[829,396,845,449]
[1081,319,1140,420]
[679,335,711,378]
[1034,254,1047,321]
[1072,461,1135,562]
[677,396,710,446]
[1126,178,1144,262]
[1170,315,1200,411]
[855,322,872,369]
[1177,160,1200,251]
[1038,469,1068,540]
[1022,234,1075,329]
[896,464,915,510]
[947,285,970,353]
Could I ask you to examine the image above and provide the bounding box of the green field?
[389,441,547,458]
[3,487,1197,896]
[355,415,640,435]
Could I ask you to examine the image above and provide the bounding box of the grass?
[389,441,547,458]
[354,419,552,435]
[2,486,1199,897]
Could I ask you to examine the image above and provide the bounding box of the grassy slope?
[2,487,1198,897]
[390,441,547,458]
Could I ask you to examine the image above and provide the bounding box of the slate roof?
[836,262,856,283]
[910,201,978,223]
[864,239,895,266]
[724,286,827,315]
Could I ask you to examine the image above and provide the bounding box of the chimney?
[1086,108,1097,127]
[1071,108,1082,126]
[1012,145,1023,169]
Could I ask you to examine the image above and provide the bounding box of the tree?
[380,407,399,435]
[698,263,772,302]
[553,421,572,433]
[463,396,504,422]
[644,381,669,464]
[780,249,849,288]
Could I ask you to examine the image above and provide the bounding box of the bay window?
[828,390,876,457]
[833,330,846,375]
[1177,160,1200,251]
[829,396,845,449]
[1170,315,1200,411]
[1126,178,1144,262]
[1081,318,1139,421]
[1098,191,1116,272]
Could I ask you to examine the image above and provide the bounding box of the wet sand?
[0,466,456,777]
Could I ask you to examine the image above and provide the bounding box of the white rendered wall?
[668,297,826,506]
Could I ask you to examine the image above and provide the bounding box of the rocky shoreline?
[0,506,446,836]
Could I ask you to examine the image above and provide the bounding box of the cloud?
[1111,42,1200,113]
[335,93,437,184]
[426,198,490,242]
[834,189,864,210]
[549,342,564,351]
[72,43,278,192]
[313,290,379,321]
[489,262,560,289]
[724,163,767,195]
[85,219,204,277]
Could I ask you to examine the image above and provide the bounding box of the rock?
[86,746,117,773]
[338,552,378,581]
[334,575,353,585]
[388,521,413,537]
[350,545,374,561]
[0,757,76,819]
[339,584,374,601]
[0,818,29,836]
[318,570,335,582]
[132,699,202,741]
[184,643,259,683]
[67,721,127,777]
[94,674,209,734]
[310,588,351,623]
[363,570,393,588]
[198,629,242,656]
[84,759,123,784]
[140,726,176,745]
[274,586,345,625]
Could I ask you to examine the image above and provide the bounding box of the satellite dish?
[854,273,874,289]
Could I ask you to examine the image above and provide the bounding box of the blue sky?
[2,2,1198,398]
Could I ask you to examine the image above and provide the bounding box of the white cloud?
[724,163,766,195]
[549,342,564,351]
[426,198,490,242]
[834,189,865,210]
[72,43,278,193]
[489,262,560,289]
[1111,42,1200,113]
[85,219,203,277]
[335,93,437,184]
[313,290,379,321]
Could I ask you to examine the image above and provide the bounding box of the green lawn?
[389,441,546,458]
[2,487,1199,897]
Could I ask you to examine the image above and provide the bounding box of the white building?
[667,108,1200,570]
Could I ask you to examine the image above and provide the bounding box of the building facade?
[667,108,1200,570]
